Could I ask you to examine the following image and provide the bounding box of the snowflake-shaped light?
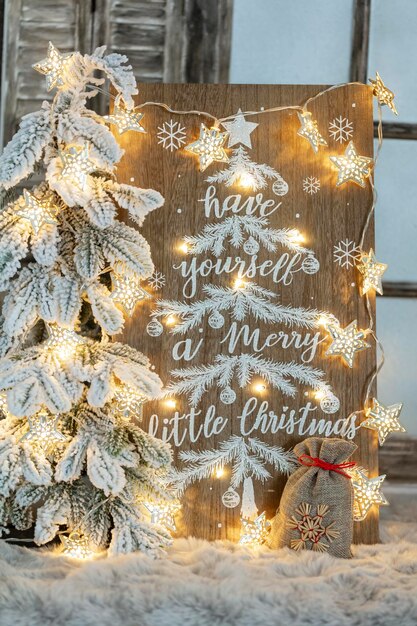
[157,120,187,151]
[351,469,388,521]
[361,398,405,445]
[329,115,353,143]
[325,319,370,368]
[16,189,58,235]
[33,42,72,91]
[369,72,398,115]
[333,239,361,269]
[104,102,146,135]
[185,123,229,171]
[357,248,387,295]
[239,512,271,546]
[147,271,166,290]
[113,384,146,419]
[111,270,150,316]
[59,144,95,189]
[20,408,67,452]
[144,501,181,532]
[288,503,340,552]
[60,531,95,559]
[302,176,320,195]
[297,111,327,153]
[330,141,373,188]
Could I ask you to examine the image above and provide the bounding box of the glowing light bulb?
[165,315,177,326]
[233,278,246,290]
[314,389,326,401]
[165,399,177,409]
[214,466,225,479]
[178,242,189,254]
[289,230,305,245]
[253,382,267,394]
[238,172,256,189]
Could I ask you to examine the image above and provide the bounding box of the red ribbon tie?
[298,454,356,478]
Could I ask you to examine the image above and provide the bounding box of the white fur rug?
[1,491,417,626]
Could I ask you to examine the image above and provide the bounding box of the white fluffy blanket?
[1,490,417,626]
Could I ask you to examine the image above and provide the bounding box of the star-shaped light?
[361,398,405,445]
[113,384,147,419]
[60,531,95,559]
[20,408,67,452]
[297,111,328,153]
[144,501,181,532]
[0,393,10,419]
[16,190,58,235]
[111,271,150,316]
[221,109,258,148]
[104,102,146,135]
[329,141,373,188]
[45,324,86,361]
[369,72,398,115]
[33,42,72,91]
[185,123,229,171]
[325,319,370,368]
[357,248,387,295]
[59,145,95,189]
[351,469,388,521]
[239,512,271,546]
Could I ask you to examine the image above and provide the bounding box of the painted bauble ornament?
[243,236,260,256]
[302,255,320,275]
[320,393,340,415]
[208,310,225,329]
[220,386,236,405]
[222,486,241,508]
[146,319,163,337]
[272,176,289,196]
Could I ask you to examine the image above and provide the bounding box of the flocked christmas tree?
[0,43,174,556]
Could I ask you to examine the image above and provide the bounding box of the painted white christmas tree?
[206,145,288,194]
[0,43,174,556]
[172,436,296,520]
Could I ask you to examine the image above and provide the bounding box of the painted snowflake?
[287,503,340,552]
[157,120,187,151]
[333,239,361,269]
[147,271,166,290]
[329,116,353,143]
[302,176,320,195]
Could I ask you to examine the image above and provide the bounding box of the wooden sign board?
[116,84,378,544]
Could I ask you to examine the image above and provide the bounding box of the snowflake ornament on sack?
[287,503,340,553]
[157,120,187,151]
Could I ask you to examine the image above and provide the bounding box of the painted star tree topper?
[185,123,229,171]
[222,109,258,148]
[325,319,370,368]
[330,141,373,187]
[357,248,387,295]
[361,398,405,445]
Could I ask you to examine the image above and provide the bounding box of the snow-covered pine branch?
[206,145,288,192]
[184,215,312,256]
[171,435,295,495]
[166,353,332,406]
[153,282,327,334]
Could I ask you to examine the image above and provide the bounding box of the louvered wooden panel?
[106,0,167,82]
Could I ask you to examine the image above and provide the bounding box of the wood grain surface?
[115,83,379,544]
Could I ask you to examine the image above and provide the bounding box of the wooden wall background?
[116,83,379,543]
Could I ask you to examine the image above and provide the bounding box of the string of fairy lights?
[3,43,404,555]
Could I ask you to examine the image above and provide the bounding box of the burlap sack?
[268,437,357,558]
